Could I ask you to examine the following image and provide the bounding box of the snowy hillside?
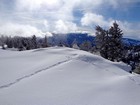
[0,47,140,105]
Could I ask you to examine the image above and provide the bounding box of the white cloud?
[43,20,50,31]
[117,21,140,39]
[15,0,108,22]
[54,20,78,33]
[44,32,53,37]
[0,23,44,37]
[16,0,63,11]
[81,12,140,39]
[81,12,109,27]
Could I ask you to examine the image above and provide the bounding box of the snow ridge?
[1,47,140,105]
[0,54,78,89]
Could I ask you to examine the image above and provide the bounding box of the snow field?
[0,47,140,105]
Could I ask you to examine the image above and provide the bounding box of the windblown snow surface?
[0,47,140,105]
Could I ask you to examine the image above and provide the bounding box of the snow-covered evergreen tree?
[108,22,124,61]
[31,35,37,49]
[42,36,48,48]
[95,26,109,59]
[95,22,124,61]
[80,41,92,51]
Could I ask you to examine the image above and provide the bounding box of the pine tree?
[108,22,124,61]
[42,36,48,48]
[5,36,13,48]
[95,22,124,61]
[95,26,109,59]
[31,35,37,49]
[80,41,92,51]
[18,39,24,51]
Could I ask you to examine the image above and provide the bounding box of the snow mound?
[0,47,140,105]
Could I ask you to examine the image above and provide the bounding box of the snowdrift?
[0,47,140,105]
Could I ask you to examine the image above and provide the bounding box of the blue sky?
[0,0,140,39]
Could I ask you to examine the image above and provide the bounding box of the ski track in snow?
[0,54,78,89]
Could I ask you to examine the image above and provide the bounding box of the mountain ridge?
[48,33,140,46]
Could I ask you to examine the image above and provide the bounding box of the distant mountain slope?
[48,33,95,46]
[48,33,140,46]
[66,33,95,45]
[0,47,140,105]
[123,38,140,46]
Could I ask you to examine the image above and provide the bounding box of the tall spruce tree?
[95,26,109,59]
[31,35,37,49]
[42,36,48,48]
[80,41,92,51]
[108,22,123,61]
[95,22,124,61]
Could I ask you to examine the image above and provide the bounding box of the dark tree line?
[95,22,140,72]
[122,46,140,72]
[0,35,48,51]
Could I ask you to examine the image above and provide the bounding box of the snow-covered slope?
[0,47,140,105]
